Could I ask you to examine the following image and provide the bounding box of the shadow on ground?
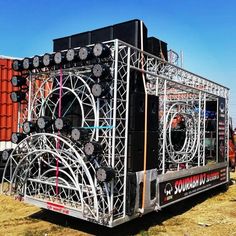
[29,183,230,236]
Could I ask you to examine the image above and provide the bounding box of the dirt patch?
[0,173,236,235]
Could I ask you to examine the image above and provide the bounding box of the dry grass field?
[0,173,236,236]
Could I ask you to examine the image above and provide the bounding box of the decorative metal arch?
[29,72,97,139]
[1,133,111,222]
[165,102,199,163]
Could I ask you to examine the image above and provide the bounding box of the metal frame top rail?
[113,39,229,99]
[27,39,229,99]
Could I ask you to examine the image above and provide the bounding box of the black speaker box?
[127,131,159,172]
[206,101,217,112]
[90,26,113,44]
[113,19,147,49]
[71,32,91,48]
[129,71,144,93]
[129,93,158,131]
[53,19,148,51]
[147,37,168,61]
[53,36,70,52]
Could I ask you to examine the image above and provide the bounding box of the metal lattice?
[1,39,229,227]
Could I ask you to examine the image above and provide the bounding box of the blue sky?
[0,0,236,125]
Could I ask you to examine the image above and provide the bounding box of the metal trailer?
[1,37,229,227]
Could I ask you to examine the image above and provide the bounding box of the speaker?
[127,131,159,172]
[129,93,158,131]
[71,32,91,48]
[128,71,144,93]
[206,101,217,112]
[53,36,70,52]
[126,172,137,215]
[90,26,113,44]
[147,37,168,61]
[53,19,148,51]
[113,19,147,49]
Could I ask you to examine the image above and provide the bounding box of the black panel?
[113,19,147,49]
[53,19,148,51]
[129,93,158,131]
[129,71,144,93]
[159,167,227,207]
[90,26,113,44]
[218,97,226,162]
[53,36,70,52]
[126,172,137,216]
[127,131,159,172]
[206,101,217,112]
[130,93,159,175]
[147,37,168,61]
[71,32,91,48]
[204,101,217,161]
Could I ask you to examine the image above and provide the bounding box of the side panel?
[218,97,226,162]
[54,19,148,51]
[158,164,228,207]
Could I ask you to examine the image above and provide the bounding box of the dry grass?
[0,195,90,236]
[0,173,236,235]
[145,172,236,236]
